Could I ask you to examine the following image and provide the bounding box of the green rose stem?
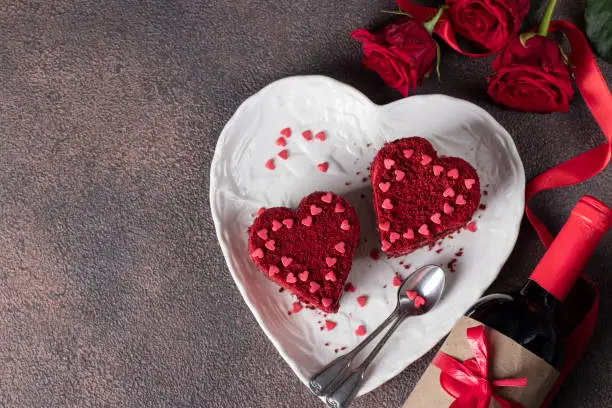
[422,8,446,81]
[537,0,559,36]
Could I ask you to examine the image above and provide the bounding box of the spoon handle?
[325,315,407,408]
[308,307,400,396]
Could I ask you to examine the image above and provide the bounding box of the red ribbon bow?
[433,325,527,408]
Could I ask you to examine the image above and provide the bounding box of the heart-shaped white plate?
[210,76,524,396]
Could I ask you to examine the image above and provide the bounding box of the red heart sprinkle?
[378,182,391,192]
[324,319,336,330]
[269,265,279,275]
[418,224,430,236]
[315,131,326,141]
[381,240,391,251]
[389,232,400,243]
[405,290,417,300]
[443,187,455,198]
[286,273,297,283]
[403,149,414,158]
[282,219,294,228]
[421,154,432,165]
[280,127,291,137]
[447,168,459,179]
[392,275,402,287]
[384,159,395,169]
[464,179,476,189]
[334,203,345,213]
[340,220,350,230]
[257,229,268,240]
[467,221,477,232]
[278,149,289,160]
[276,137,287,147]
[301,216,312,227]
[310,281,320,293]
[403,229,414,239]
[433,165,444,176]
[272,220,282,231]
[298,270,309,281]
[281,256,293,267]
[317,162,329,173]
[443,203,454,214]
[382,199,394,210]
[431,213,442,224]
[355,325,366,336]
[357,296,368,307]
[265,240,276,251]
[325,257,337,267]
[251,248,264,258]
[456,195,466,205]
[379,222,390,232]
[321,192,333,203]
[334,242,346,254]
[292,302,302,313]
[325,271,337,282]
[414,296,426,308]
[310,205,322,215]
[345,282,356,292]
[265,159,275,170]
[302,130,313,141]
[394,170,405,181]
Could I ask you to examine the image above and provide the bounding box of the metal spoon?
[308,265,447,407]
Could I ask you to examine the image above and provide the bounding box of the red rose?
[487,35,574,113]
[351,18,437,96]
[447,0,530,53]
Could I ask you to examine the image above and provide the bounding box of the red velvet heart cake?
[248,192,360,313]
[371,137,480,257]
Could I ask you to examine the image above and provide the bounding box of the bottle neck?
[520,279,559,312]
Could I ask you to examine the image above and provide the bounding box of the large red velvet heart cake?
[371,137,480,257]
[248,192,360,313]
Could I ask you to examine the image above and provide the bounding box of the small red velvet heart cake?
[371,137,480,257]
[248,192,360,313]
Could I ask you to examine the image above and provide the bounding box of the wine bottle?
[467,196,611,369]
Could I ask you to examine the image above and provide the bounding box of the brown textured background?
[0,1,610,407]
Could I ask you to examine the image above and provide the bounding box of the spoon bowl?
[397,264,446,314]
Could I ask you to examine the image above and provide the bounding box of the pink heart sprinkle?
[467,221,477,232]
[384,159,395,170]
[355,325,366,336]
[298,270,309,281]
[278,149,288,160]
[265,159,275,170]
[301,216,312,227]
[257,229,268,240]
[356,296,368,307]
[418,224,430,236]
[389,232,400,243]
[334,242,346,254]
[281,256,293,267]
[302,130,313,141]
[315,131,326,141]
[269,265,279,275]
[275,137,286,147]
[421,154,432,165]
[403,229,415,239]
[310,205,322,215]
[292,302,302,313]
[381,240,391,251]
[340,219,350,230]
[443,202,454,214]
[317,162,329,173]
[456,195,467,205]
[324,318,336,329]
[464,179,476,189]
[405,290,417,300]
[378,182,391,192]
[256,207,265,217]
[272,220,282,231]
[251,248,264,259]
[431,213,442,225]
[433,165,444,176]
[286,273,297,283]
[265,240,276,251]
[414,296,426,308]
[282,219,294,229]
[392,275,402,287]
[325,271,337,282]
[447,168,459,179]
[334,203,345,213]
[395,170,405,181]
[280,127,291,137]
[379,222,390,232]
[321,192,333,203]
[403,149,414,159]
[325,257,337,267]
[443,187,455,198]
[309,281,320,293]
[382,198,394,210]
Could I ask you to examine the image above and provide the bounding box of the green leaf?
[585,0,612,63]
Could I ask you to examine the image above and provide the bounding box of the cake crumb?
[479,204,487,210]
[369,249,380,261]
[448,258,458,273]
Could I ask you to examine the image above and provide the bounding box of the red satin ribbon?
[433,325,527,408]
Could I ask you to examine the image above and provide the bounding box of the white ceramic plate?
[210,76,525,396]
